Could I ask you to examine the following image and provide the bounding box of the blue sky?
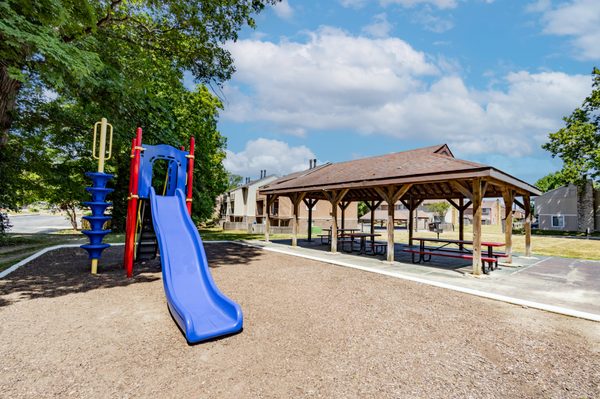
[204,0,599,184]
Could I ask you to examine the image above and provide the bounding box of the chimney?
[313,159,317,168]
[263,169,267,177]
[309,159,313,169]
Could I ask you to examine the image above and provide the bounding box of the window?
[482,208,491,215]
[551,215,564,228]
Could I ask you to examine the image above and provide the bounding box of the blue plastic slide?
[149,187,243,343]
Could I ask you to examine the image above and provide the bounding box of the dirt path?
[0,244,598,398]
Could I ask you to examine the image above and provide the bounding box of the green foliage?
[542,67,600,185]
[227,174,243,190]
[357,201,369,218]
[425,201,450,218]
[535,171,568,193]
[1,0,275,230]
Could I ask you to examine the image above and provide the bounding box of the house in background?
[219,171,278,230]
[220,165,358,233]
[534,181,600,232]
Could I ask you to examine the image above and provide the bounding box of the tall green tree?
[542,67,600,232]
[542,67,600,184]
[1,0,276,230]
[0,0,276,144]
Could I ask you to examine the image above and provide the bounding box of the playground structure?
[81,118,114,274]
[122,127,243,343]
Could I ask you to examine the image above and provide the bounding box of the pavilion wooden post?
[501,188,515,263]
[339,201,350,230]
[471,178,485,276]
[324,189,349,253]
[524,194,532,257]
[367,200,382,245]
[408,199,414,247]
[290,192,306,247]
[303,198,318,241]
[374,184,412,263]
[265,194,277,242]
[458,198,464,248]
[447,198,471,251]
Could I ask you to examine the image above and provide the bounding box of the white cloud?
[339,0,368,8]
[340,0,457,8]
[362,13,393,38]
[273,0,294,19]
[224,138,315,177]
[380,0,458,9]
[223,28,591,157]
[411,8,454,32]
[532,0,600,60]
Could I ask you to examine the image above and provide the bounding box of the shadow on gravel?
[0,246,159,308]
[204,242,263,268]
[0,243,263,308]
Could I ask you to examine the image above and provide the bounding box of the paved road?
[7,214,73,234]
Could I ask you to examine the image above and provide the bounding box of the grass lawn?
[3,224,600,272]
[0,228,293,272]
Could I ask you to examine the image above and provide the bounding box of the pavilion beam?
[290,192,306,247]
[374,184,412,262]
[450,180,474,201]
[265,194,278,243]
[324,189,349,253]
[501,187,515,263]
[524,194,532,257]
[303,198,318,242]
[472,178,483,275]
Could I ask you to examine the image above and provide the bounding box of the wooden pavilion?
[259,144,541,275]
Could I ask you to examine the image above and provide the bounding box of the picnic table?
[403,237,506,274]
[342,232,382,255]
[318,228,359,245]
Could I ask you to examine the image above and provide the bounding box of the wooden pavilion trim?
[259,144,540,275]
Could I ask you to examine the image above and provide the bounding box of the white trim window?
[551,215,564,228]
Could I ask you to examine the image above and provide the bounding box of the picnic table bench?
[403,237,506,274]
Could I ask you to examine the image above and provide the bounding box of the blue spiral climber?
[81,172,114,263]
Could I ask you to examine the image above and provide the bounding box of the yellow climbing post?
[82,118,114,275]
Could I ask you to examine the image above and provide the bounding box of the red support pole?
[185,137,195,215]
[123,127,143,278]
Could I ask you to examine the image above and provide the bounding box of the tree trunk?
[65,203,79,230]
[0,62,22,147]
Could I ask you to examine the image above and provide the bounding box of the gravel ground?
[0,243,599,398]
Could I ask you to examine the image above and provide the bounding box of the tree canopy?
[0,0,276,232]
[542,67,600,186]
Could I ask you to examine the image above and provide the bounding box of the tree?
[1,0,275,228]
[535,171,568,193]
[542,67,600,185]
[227,174,243,191]
[425,202,450,220]
[542,67,600,231]
[0,0,276,145]
[357,201,369,218]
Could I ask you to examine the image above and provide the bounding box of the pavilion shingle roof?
[260,144,540,197]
